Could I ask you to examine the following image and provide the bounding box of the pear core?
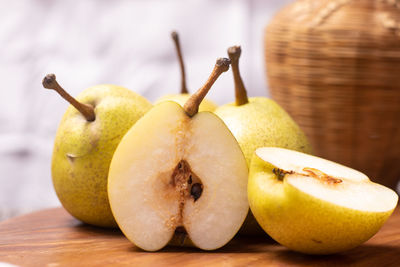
[170,160,203,226]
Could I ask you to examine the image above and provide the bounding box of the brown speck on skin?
[311,238,323,244]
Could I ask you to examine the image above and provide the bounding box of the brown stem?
[171,31,188,94]
[227,46,248,106]
[183,58,230,117]
[42,74,96,122]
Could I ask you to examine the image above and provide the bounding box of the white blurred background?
[0,0,292,221]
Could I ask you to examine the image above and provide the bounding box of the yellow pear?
[248,147,398,254]
[43,74,152,227]
[155,31,217,112]
[214,46,312,235]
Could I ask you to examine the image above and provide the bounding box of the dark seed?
[191,183,203,201]
[188,175,192,184]
[175,226,186,234]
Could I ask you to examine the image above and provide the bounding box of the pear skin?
[50,82,152,227]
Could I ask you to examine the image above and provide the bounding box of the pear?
[214,46,311,165]
[43,74,152,227]
[248,147,398,254]
[155,31,217,112]
[108,58,249,251]
[214,46,312,235]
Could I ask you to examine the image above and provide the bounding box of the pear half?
[248,147,398,255]
[108,59,248,251]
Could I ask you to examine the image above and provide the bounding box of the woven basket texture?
[265,0,400,189]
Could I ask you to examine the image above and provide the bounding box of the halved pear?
[108,59,248,251]
[248,147,398,255]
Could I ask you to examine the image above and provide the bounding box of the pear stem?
[183,58,230,117]
[42,74,96,122]
[227,46,249,106]
[171,31,188,94]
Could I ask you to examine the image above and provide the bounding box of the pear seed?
[191,183,203,201]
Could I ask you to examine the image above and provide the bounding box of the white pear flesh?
[248,147,398,255]
[108,101,248,251]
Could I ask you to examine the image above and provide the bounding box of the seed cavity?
[303,167,343,184]
[170,160,204,229]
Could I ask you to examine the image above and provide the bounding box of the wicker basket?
[265,0,400,189]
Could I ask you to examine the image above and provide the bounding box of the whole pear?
[214,46,311,235]
[155,31,217,112]
[43,74,152,227]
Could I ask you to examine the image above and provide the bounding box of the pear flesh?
[108,101,248,251]
[248,147,398,254]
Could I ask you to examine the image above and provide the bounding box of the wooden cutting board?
[0,207,399,266]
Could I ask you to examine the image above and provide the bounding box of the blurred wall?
[0,0,292,220]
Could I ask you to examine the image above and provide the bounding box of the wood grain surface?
[0,207,400,266]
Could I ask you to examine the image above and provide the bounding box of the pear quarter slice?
[108,102,248,251]
[248,147,398,254]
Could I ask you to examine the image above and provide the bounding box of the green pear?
[248,147,398,254]
[108,59,249,251]
[214,46,312,235]
[43,74,152,227]
[155,31,217,112]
